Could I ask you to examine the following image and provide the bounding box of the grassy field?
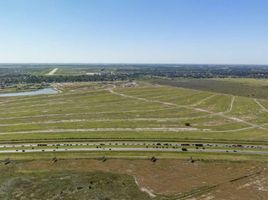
[0,81,267,144]
[151,78,268,99]
[0,169,151,200]
[0,79,267,199]
[0,158,267,199]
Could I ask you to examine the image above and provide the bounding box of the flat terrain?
[0,159,267,199]
[46,68,59,75]
[0,81,267,143]
[0,79,267,199]
[151,78,268,99]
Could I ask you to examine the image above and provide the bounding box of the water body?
[0,88,58,97]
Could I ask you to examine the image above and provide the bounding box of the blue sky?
[0,0,267,64]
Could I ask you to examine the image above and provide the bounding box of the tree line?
[0,74,130,86]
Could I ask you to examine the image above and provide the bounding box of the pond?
[0,88,58,97]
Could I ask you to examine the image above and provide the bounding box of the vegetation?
[0,65,267,199]
[151,78,268,99]
[0,170,151,200]
[0,80,267,143]
[1,64,268,88]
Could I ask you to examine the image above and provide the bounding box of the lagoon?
[0,88,58,97]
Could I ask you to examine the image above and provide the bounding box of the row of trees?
[1,65,268,86]
[0,74,130,86]
[114,66,268,78]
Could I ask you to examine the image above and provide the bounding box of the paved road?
[0,147,267,155]
[0,141,267,155]
[1,141,267,148]
[47,68,58,75]
[0,141,267,149]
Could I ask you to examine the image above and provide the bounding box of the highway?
[0,141,267,155]
[0,147,267,155]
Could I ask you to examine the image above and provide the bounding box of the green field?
[0,82,268,143]
[1,79,268,199]
[0,80,267,144]
[0,80,267,163]
[0,169,152,200]
[151,78,268,99]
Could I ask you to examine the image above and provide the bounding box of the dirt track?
[6,159,267,199]
[108,86,268,131]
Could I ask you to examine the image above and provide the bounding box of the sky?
[0,0,268,64]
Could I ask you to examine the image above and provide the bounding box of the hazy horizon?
[0,62,268,66]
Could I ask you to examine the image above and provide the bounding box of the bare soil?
[4,159,267,199]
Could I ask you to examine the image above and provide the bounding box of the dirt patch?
[205,167,268,200]
[4,159,267,198]
[134,176,156,198]
[0,171,151,200]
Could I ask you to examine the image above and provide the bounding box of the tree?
[185,122,191,126]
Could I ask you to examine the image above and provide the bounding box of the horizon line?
[0,62,268,66]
